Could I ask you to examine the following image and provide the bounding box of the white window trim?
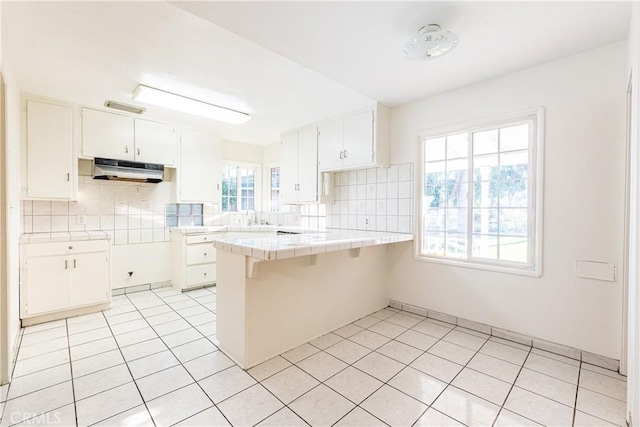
[414,107,545,277]
[221,161,263,213]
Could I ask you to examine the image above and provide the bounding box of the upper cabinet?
[25,99,76,200]
[81,108,177,166]
[81,108,134,161]
[281,127,318,203]
[318,104,390,172]
[177,128,221,202]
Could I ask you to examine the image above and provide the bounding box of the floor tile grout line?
[491,344,535,427]
[571,361,583,427]
[64,319,79,427]
[124,292,234,427]
[97,309,157,427]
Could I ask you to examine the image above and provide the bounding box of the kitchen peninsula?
[213,230,414,369]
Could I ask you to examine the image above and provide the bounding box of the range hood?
[93,158,164,183]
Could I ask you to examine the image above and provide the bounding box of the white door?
[82,108,134,160]
[22,255,70,317]
[134,119,177,166]
[180,129,221,202]
[70,251,109,307]
[343,110,374,168]
[297,127,318,202]
[318,119,344,171]
[26,100,73,199]
[280,133,299,203]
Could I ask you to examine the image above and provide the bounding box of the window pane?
[500,236,529,263]
[178,204,191,216]
[446,208,468,233]
[473,208,498,234]
[473,129,498,155]
[500,124,529,152]
[192,204,203,216]
[423,232,445,255]
[424,209,445,232]
[499,208,528,236]
[424,186,444,208]
[165,204,177,215]
[445,232,467,259]
[472,234,498,260]
[446,133,468,159]
[473,155,498,208]
[426,137,446,161]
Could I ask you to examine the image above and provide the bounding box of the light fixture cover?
[403,24,458,61]
[132,85,251,124]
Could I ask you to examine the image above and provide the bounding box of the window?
[166,203,203,227]
[221,164,256,212]
[418,109,543,275]
[268,167,281,212]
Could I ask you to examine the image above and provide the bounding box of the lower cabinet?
[20,240,110,319]
[171,231,219,290]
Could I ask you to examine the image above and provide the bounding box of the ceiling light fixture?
[132,84,251,124]
[403,24,458,61]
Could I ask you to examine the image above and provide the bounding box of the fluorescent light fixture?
[132,84,251,124]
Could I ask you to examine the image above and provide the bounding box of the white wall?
[626,4,639,424]
[388,42,627,359]
[222,139,263,164]
[262,142,280,165]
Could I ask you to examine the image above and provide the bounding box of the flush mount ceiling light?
[132,84,251,124]
[403,24,459,61]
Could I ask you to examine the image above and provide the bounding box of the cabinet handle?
[66,173,70,182]
[217,183,220,190]
[68,246,73,250]
[344,150,348,158]
[204,253,207,256]
[204,272,207,276]
[125,146,129,154]
[339,150,344,159]
[73,259,77,269]
[64,260,68,269]
[137,148,140,156]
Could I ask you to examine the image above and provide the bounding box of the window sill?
[412,251,542,277]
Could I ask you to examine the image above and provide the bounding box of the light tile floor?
[0,287,628,426]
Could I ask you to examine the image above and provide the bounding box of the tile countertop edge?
[213,231,415,261]
[19,231,112,244]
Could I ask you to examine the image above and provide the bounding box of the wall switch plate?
[77,215,86,225]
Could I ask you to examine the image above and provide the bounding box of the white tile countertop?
[213,229,414,261]
[19,231,111,244]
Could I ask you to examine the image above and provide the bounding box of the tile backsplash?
[326,162,414,233]
[21,177,218,245]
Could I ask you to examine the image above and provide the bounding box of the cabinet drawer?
[23,240,108,258]
[186,244,216,265]
[186,264,216,286]
[186,234,218,244]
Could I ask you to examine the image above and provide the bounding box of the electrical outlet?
[365,217,370,228]
[77,215,86,225]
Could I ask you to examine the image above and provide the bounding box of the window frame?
[263,162,282,213]
[221,162,262,213]
[415,107,544,277]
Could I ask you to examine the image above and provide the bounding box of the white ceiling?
[3,1,632,146]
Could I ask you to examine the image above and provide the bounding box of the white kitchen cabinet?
[177,128,221,202]
[281,127,318,203]
[82,108,178,166]
[134,119,177,166]
[20,240,110,320]
[318,105,390,172]
[25,99,75,200]
[171,230,219,290]
[81,108,134,161]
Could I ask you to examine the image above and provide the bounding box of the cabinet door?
[82,108,134,160]
[343,110,374,167]
[70,251,109,307]
[180,129,221,202]
[26,100,74,199]
[318,119,344,171]
[134,119,177,165]
[280,133,299,203]
[22,255,70,317]
[297,127,318,202]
